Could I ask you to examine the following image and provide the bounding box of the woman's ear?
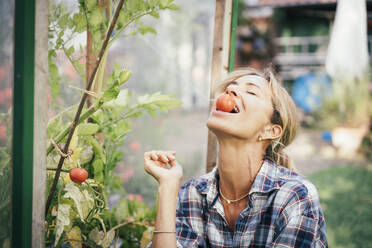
[263,124,282,140]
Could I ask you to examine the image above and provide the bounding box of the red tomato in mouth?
[69,168,88,184]
[216,94,236,113]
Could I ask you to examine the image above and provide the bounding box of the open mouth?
[230,105,240,113]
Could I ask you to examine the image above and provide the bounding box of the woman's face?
[206,75,275,141]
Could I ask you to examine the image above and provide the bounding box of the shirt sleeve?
[174,185,206,248]
[270,182,328,248]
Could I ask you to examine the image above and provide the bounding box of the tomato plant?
[216,94,236,113]
[45,0,181,247]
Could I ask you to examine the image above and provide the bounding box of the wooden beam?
[206,0,233,172]
[32,0,48,246]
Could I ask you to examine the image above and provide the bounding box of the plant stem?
[110,220,147,231]
[45,0,126,217]
[47,167,70,173]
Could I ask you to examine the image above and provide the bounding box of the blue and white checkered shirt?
[148,159,328,247]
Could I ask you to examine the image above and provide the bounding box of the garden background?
[0,0,371,247]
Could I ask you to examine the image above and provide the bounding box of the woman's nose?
[225,86,238,97]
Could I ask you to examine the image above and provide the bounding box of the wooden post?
[86,0,109,107]
[32,0,48,246]
[206,0,233,172]
[86,30,97,107]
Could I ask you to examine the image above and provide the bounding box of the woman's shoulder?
[273,165,322,217]
[275,166,319,200]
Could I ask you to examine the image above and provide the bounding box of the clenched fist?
[144,150,183,186]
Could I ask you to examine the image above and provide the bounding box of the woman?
[144,68,328,247]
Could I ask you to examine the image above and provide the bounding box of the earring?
[258,136,263,141]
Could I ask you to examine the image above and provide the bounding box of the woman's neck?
[217,138,265,199]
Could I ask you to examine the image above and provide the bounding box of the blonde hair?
[213,68,299,170]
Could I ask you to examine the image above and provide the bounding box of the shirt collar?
[195,159,281,207]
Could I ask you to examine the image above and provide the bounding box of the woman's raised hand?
[144,150,183,185]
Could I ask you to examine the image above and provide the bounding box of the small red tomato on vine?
[216,94,236,113]
[69,168,88,184]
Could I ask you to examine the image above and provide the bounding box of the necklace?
[219,187,250,204]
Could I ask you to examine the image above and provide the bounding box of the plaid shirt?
[148,159,328,248]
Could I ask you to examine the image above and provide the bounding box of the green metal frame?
[12,0,35,247]
[229,0,239,72]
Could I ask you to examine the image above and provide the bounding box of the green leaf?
[167,3,180,10]
[149,11,160,19]
[113,120,131,138]
[50,80,60,100]
[92,29,103,46]
[100,84,120,103]
[126,0,140,13]
[101,230,115,248]
[80,145,94,164]
[105,76,114,87]
[138,25,156,35]
[82,189,95,209]
[78,123,100,135]
[85,136,106,163]
[88,7,104,27]
[63,183,95,222]
[88,227,104,244]
[92,158,104,174]
[147,0,158,8]
[117,10,129,29]
[86,0,97,10]
[49,50,57,59]
[159,0,168,8]
[66,226,82,248]
[55,203,71,246]
[58,13,70,29]
[63,183,85,221]
[119,70,132,85]
[50,63,59,78]
[94,171,104,183]
[65,46,75,56]
[73,13,86,33]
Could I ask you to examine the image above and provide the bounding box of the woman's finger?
[168,159,179,168]
[145,151,158,160]
[150,151,159,161]
[166,153,176,161]
[144,151,152,160]
[158,153,169,163]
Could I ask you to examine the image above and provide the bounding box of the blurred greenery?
[121,112,205,208]
[309,165,372,248]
